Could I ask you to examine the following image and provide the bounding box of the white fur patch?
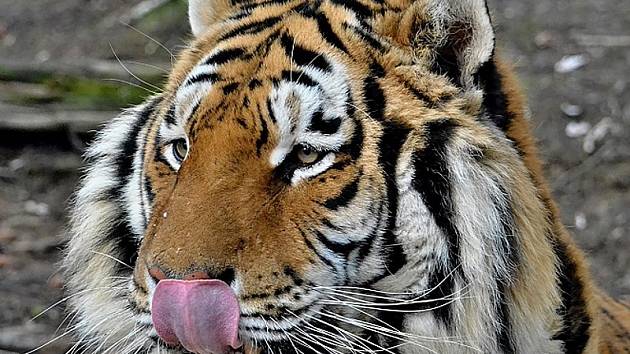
[65,100,160,352]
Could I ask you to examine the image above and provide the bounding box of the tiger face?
[63,0,595,353]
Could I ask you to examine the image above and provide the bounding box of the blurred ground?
[0,0,628,352]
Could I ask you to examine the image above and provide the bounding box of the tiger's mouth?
[145,278,331,354]
[151,279,241,354]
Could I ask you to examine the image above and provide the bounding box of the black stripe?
[267,98,277,123]
[377,122,412,278]
[184,72,221,86]
[412,118,459,326]
[256,115,269,156]
[252,29,281,55]
[280,33,332,72]
[164,105,177,125]
[114,104,155,192]
[497,286,515,354]
[474,57,512,131]
[338,92,364,160]
[322,219,341,232]
[281,70,318,87]
[327,158,353,173]
[203,48,246,66]
[307,11,349,54]
[144,176,155,206]
[222,82,240,95]
[298,227,337,271]
[403,81,452,109]
[315,230,356,257]
[493,185,518,353]
[431,45,462,87]
[355,201,385,265]
[248,78,262,89]
[228,11,251,21]
[236,117,248,128]
[220,16,282,40]
[153,120,174,169]
[329,0,373,19]
[189,101,202,121]
[283,266,305,286]
[346,23,385,51]
[323,172,361,210]
[407,85,435,107]
[551,239,591,353]
[237,0,293,12]
[363,62,386,121]
[308,110,341,135]
[341,118,363,160]
[266,338,327,354]
[425,263,456,327]
[107,101,157,269]
[138,142,148,230]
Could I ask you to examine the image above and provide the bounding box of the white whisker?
[102,78,161,95]
[316,310,440,354]
[127,60,170,74]
[90,250,134,269]
[109,42,163,93]
[120,21,176,64]
[32,285,127,321]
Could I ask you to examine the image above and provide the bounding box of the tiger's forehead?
[163,0,377,126]
[166,16,363,140]
[154,16,362,176]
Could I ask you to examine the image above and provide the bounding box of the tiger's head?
[64,0,597,353]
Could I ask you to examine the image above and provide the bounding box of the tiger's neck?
[366,57,600,353]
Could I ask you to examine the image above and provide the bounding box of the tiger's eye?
[297,146,319,164]
[172,139,188,162]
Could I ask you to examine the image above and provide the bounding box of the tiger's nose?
[148,266,235,284]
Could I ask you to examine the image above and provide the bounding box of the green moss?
[44,77,151,109]
[0,65,55,83]
[1,63,158,109]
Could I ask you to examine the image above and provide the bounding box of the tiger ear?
[188,0,232,37]
[383,0,495,89]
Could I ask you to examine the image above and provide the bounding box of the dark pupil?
[174,140,187,160]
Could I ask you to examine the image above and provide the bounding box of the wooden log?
[0,105,116,133]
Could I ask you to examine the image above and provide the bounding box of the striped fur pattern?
[63,0,629,353]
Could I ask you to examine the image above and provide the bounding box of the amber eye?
[172,139,188,162]
[296,146,319,165]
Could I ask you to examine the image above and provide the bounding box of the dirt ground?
[0,0,628,352]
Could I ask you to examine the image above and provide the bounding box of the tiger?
[62,0,630,353]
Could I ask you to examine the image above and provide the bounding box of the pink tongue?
[152,279,241,354]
